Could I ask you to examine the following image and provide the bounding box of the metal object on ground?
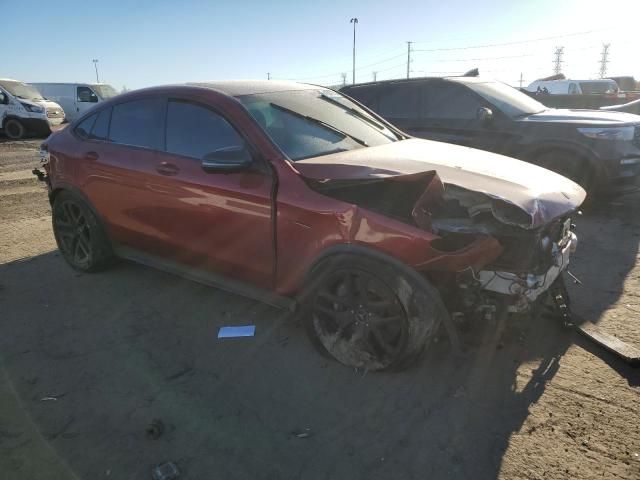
[151,462,180,480]
[577,322,640,366]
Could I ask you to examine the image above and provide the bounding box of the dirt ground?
[0,137,639,480]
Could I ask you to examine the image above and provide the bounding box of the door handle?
[84,151,99,161]
[156,162,180,176]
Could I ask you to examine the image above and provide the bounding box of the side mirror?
[201,145,253,173]
[0,92,7,105]
[477,107,494,123]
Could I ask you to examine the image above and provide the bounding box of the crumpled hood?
[294,138,586,229]
[520,108,640,125]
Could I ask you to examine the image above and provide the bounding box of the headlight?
[20,102,44,114]
[577,126,634,141]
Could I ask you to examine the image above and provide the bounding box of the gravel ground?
[0,137,638,480]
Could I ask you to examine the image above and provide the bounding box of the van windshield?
[460,80,547,117]
[0,81,44,101]
[238,89,399,161]
[93,84,119,99]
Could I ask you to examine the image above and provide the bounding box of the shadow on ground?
[0,194,638,480]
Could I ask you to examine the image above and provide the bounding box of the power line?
[412,27,610,52]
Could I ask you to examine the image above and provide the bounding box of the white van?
[31,83,119,122]
[526,79,620,95]
[0,78,65,139]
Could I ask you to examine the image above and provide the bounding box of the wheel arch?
[522,141,603,175]
[49,184,114,248]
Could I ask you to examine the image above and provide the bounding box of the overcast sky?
[5,0,639,90]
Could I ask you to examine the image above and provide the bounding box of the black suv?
[341,77,640,194]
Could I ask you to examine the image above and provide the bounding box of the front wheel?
[300,254,448,371]
[52,191,114,272]
[4,119,26,139]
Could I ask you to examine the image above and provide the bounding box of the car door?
[77,97,172,256]
[76,85,100,118]
[148,98,275,288]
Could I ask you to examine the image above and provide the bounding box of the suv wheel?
[52,191,114,272]
[4,119,26,140]
[301,254,447,371]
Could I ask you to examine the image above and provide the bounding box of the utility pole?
[267,72,271,80]
[372,71,378,82]
[519,72,523,88]
[341,72,347,87]
[350,18,358,84]
[92,59,100,83]
[552,47,564,75]
[599,43,610,78]
[406,41,412,79]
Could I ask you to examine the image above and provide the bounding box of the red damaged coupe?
[36,81,585,371]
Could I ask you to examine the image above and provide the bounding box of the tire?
[534,150,596,193]
[4,119,26,140]
[52,191,114,272]
[299,253,448,371]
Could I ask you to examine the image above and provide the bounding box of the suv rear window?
[109,98,165,150]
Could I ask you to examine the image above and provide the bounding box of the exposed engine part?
[476,238,573,312]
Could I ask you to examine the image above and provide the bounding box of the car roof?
[341,76,492,89]
[189,80,320,97]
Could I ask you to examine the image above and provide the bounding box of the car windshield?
[0,80,44,101]
[580,81,619,94]
[92,84,119,99]
[237,89,399,161]
[461,80,547,117]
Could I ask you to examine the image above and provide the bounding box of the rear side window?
[165,100,244,160]
[89,108,111,141]
[423,82,483,120]
[109,98,165,150]
[75,114,97,139]
[378,85,420,119]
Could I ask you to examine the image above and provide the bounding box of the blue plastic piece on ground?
[218,325,256,338]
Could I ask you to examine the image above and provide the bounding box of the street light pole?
[92,59,100,83]
[350,18,358,84]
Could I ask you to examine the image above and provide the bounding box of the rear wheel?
[535,150,595,192]
[300,254,448,371]
[4,119,26,140]
[52,191,114,272]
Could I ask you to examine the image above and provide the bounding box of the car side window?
[89,108,111,141]
[77,86,99,103]
[75,113,98,139]
[109,98,165,150]
[165,100,244,160]
[378,85,420,119]
[568,83,578,95]
[423,82,484,120]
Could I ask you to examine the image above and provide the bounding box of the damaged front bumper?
[478,232,577,312]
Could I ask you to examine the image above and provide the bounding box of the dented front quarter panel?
[272,161,503,296]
